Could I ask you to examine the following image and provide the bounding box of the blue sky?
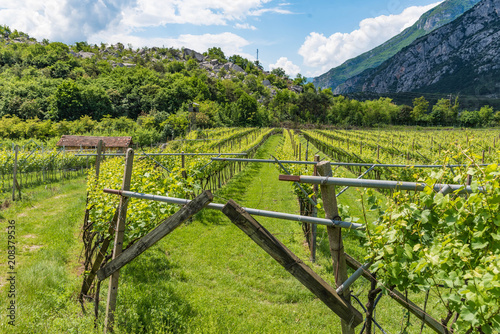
[0,0,442,77]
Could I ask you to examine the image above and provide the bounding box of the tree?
[411,96,429,124]
[236,92,258,126]
[228,55,249,69]
[271,67,286,78]
[478,105,494,126]
[293,73,307,86]
[431,98,459,125]
[50,80,83,121]
[205,47,226,63]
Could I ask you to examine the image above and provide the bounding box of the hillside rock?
[335,0,500,97]
[77,51,95,59]
[183,48,204,61]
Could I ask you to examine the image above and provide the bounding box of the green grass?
[0,133,447,333]
[0,177,99,333]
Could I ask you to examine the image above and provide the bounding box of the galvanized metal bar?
[76,153,248,157]
[337,164,376,198]
[212,158,492,168]
[279,175,483,194]
[213,157,317,165]
[102,189,365,230]
[336,262,372,295]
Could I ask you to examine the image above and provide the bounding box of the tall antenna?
[256,49,259,62]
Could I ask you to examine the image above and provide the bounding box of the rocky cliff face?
[335,0,500,97]
[313,0,480,91]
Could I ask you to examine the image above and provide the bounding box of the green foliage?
[412,96,430,123]
[271,67,287,78]
[204,47,226,63]
[365,163,500,332]
[87,158,193,245]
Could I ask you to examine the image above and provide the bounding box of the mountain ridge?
[312,0,480,91]
[335,0,500,97]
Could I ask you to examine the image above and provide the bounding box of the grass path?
[0,178,96,333]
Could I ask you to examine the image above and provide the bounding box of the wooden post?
[12,145,18,201]
[104,149,134,333]
[181,151,187,179]
[305,140,309,161]
[299,143,302,161]
[310,155,320,263]
[316,161,355,334]
[222,200,363,328]
[98,191,213,281]
[95,140,104,178]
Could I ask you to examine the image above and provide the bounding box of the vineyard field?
[0,127,499,334]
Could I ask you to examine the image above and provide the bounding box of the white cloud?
[0,0,132,43]
[249,7,293,16]
[234,23,257,30]
[269,57,301,77]
[299,2,442,76]
[0,0,290,45]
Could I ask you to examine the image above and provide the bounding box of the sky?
[0,0,443,78]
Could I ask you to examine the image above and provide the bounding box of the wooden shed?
[57,135,133,152]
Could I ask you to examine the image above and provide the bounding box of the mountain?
[335,0,500,97]
[313,0,480,91]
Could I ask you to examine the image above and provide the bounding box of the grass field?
[0,133,448,333]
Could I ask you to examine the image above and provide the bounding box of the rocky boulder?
[183,48,204,62]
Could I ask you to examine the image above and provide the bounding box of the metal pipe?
[76,153,248,157]
[212,157,317,165]
[103,189,365,230]
[212,158,492,168]
[279,175,484,194]
[336,262,372,295]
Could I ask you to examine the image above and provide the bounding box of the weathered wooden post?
[12,145,19,201]
[305,140,309,161]
[95,140,105,178]
[316,161,355,334]
[104,148,134,333]
[310,155,320,263]
[181,151,187,179]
